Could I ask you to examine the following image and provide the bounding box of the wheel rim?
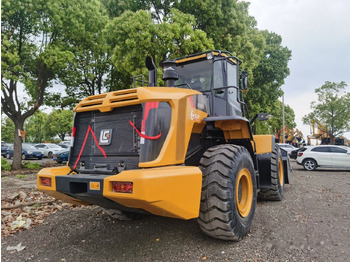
[304,160,315,170]
[236,168,253,218]
[278,158,284,186]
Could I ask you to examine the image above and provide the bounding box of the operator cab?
[162,51,248,118]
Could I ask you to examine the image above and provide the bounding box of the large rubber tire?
[303,158,317,171]
[22,154,26,160]
[258,145,284,201]
[48,151,53,158]
[6,153,11,159]
[198,144,257,241]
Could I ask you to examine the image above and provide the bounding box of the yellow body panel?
[37,167,89,205]
[38,165,203,220]
[136,87,207,167]
[252,135,274,154]
[103,166,202,219]
[215,119,251,141]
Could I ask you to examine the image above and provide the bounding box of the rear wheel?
[258,145,284,201]
[303,159,317,171]
[48,151,53,158]
[198,144,257,241]
[6,153,11,159]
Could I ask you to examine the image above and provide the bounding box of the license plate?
[90,182,100,191]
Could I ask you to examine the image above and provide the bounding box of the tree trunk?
[12,120,25,170]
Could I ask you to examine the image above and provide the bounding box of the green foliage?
[1,158,12,171]
[25,110,49,143]
[176,0,265,72]
[22,161,40,170]
[1,116,15,142]
[246,31,292,117]
[303,81,350,143]
[107,9,214,89]
[46,110,73,141]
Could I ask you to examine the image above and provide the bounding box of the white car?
[34,143,66,158]
[296,145,350,171]
[278,143,298,155]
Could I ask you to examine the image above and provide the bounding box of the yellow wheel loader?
[37,50,290,241]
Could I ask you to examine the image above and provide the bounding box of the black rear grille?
[69,105,142,173]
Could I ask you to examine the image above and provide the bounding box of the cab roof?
[173,50,242,65]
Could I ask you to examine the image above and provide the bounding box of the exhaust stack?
[146,56,157,87]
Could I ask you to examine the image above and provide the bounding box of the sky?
[247,0,350,141]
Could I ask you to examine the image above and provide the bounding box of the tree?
[57,0,113,107]
[175,0,265,72]
[246,31,292,117]
[106,9,214,89]
[303,81,350,144]
[1,0,107,169]
[25,110,48,143]
[46,110,73,141]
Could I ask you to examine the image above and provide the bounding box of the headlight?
[28,151,32,154]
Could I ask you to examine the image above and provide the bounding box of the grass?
[16,174,27,179]
[22,161,41,170]
[1,158,12,171]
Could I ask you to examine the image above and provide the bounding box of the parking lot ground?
[1,161,350,261]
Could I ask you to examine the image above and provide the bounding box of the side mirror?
[239,71,248,90]
[257,113,269,121]
[250,113,269,125]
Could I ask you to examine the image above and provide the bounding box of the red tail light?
[72,127,76,137]
[112,182,133,194]
[298,152,303,157]
[41,177,52,187]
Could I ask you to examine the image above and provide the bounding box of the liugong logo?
[99,129,113,145]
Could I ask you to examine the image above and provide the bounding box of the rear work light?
[112,182,133,194]
[298,152,304,157]
[41,177,52,187]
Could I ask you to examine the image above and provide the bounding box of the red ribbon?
[73,125,107,169]
[129,120,161,140]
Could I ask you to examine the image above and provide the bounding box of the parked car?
[296,145,350,170]
[5,143,44,160]
[60,141,71,146]
[278,143,298,155]
[34,143,66,158]
[58,143,70,149]
[290,147,304,159]
[53,150,69,163]
[1,141,10,157]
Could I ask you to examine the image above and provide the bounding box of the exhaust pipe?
[146,56,157,87]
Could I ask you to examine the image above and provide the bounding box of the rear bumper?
[37,166,202,220]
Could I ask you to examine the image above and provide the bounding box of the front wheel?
[6,153,11,159]
[198,144,257,241]
[22,154,26,160]
[48,151,53,158]
[303,159,317,171]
